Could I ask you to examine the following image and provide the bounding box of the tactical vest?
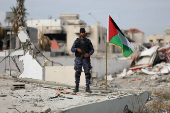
[75,38,90,58]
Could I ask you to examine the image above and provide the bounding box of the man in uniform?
[71,28,94,93]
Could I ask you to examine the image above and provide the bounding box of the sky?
[0,0,170,39]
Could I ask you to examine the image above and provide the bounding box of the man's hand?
[84,53,90,57]
[77,48,83,53]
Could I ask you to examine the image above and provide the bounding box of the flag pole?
[106,42,108,90]
[102,14,111,93]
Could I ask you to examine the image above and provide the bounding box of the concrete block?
[60,91,149,113]
[43,60,53,66]
[91,77,97,86]
[6,111,16,113]
[10,83,25,90]
[41,107,51,113]
[45,66,86,86]
[91,72,97,77]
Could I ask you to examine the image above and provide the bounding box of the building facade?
[26,14,108,55]
[127,29,145,43]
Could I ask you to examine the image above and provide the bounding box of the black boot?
[86,85,92,93]
[73,85,79,93]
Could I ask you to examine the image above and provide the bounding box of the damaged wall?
[62,91,149,113]
[19,51,43,80]
[0,57,23,76]
[0,56,132,80]
[37,57,132,79]
[45,66,86,86]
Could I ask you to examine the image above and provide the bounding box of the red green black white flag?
[107,15,135,58]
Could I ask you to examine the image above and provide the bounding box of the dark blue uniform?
[71,38,94,86]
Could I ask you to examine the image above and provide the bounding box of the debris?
[159,108,167,113]
[41,107,51,113]
[49,95,59,99]
[63,91,73,94]
[126,70,134,76]
[106,74,114,81]
[117,68,127,78]
[141,68,157,75]
[8,108,21,113]
[131,79,137,81]
[67,97,73,99]
[150,75,160,80]
[9,94,18,98]
[30,110,34,113]
[10,83,25,90]
[160,67,169,74]
[130,44,170,71]
[96,99,100,102]
[34,103,37,107]
[0,95,7,97]
[56,91,63,94]
[59,95,65,98]
[112,84,123,89]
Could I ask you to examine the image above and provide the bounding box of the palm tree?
[5,6,28,35]
[0,22,4,50]
[38,31,51,51]
[0,22,3,39]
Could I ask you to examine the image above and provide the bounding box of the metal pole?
[9,27,12,76]
[5,51,6,74]
[105,42,108,90]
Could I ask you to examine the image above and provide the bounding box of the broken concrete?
[19,51,43,80]
[0,77,149,113]
[45,66,86,86]
[130,44,170,71]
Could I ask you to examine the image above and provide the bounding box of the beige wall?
[128,32,144,43]
[146,34,164,44]
[97,26,107,53]
[45,66,86,86]
[164,35,170,44]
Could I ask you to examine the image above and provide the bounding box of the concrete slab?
[45,66,86,86]
[19,52,43,80]
[0,77,149,113]
[61,91,149,113]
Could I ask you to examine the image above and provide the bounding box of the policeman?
[71,28,94,93]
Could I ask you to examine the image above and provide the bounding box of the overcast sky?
[0,0,170,38]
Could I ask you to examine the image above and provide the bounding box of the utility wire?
[0,40,63,66]
[33,46,63,66]
[0,45,23,64]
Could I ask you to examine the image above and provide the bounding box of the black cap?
[80,28,86,33]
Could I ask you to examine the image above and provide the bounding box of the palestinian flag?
[107,15,135,57]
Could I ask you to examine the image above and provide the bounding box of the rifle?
[78,38,92,69]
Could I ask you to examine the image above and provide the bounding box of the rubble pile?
[0,78,149,113]
[110,44,170,89]
[99,44,170,113]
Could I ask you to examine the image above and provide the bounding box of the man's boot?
[73,85,79,93]
[86,85,92,93]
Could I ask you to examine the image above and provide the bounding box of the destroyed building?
[26,14,145,56]
[146,27,170,47]
[26,14,108,56]
[0,13,145,57]
[0,12,150,113]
